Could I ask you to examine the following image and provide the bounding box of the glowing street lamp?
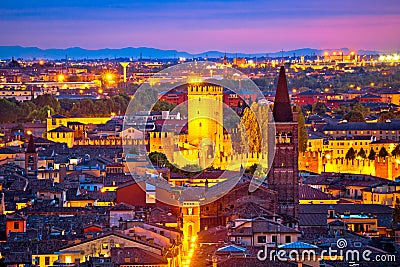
[106,73,114,81]
[57,74,65,82]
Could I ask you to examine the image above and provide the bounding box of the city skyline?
[1,0,399,53]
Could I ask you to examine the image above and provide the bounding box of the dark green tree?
[28,105,54,121]
[148,152,169,167]
[378,111,396,122]
[344,111,365,122]
[357,148,367,159]
[392,145,400,157]
[297,109,308,153]
[368,148,376,160]
[345,147,356,160]
[378,147,389,158]
[33,94,60,113]
[152,101,177,112]
[352,102,370,117]
[312,102,327,115]
[245,164,258,175]
[0,99,18,123]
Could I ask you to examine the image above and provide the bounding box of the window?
[102,243,108,249]
[272,235,277,244]
[257,236,266,243]
[13,222,19,230]
[45,257,50,266]
[285,236,291,243]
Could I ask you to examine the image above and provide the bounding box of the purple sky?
[1,0,399,53]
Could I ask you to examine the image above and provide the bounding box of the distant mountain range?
[0,46,383,60]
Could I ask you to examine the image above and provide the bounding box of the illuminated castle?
[149,82,235,170]
[187,83,224,168]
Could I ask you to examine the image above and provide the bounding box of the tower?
[181,201,200,251]
[120,62,130,83]
[187,83,224,168]
[25,135,38,176]
[269,66,299,220]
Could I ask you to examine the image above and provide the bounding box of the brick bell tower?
[25,134,38,176]
[269,66,299,220]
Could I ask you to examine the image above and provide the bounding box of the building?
[25,134,38,176]
[228,217,299,246]
[6,213,27,236]
[187,83,224,168]
[323,120,400,141]
[269,66,299,220]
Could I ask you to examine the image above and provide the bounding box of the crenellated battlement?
[187,84,223,95]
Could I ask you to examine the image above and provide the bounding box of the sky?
[0,0,399,53]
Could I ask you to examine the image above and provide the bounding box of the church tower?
[181,201,200,252]
[25,135,38,176]
[269,66,299,220]
[187,83,224,168]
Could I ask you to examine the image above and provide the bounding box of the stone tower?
[181,201,201,251]
[25,135,38,176]
[187,83,224,168]
[269,66,299,220]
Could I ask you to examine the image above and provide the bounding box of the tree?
[368,148,376,160]
[18,101,37,120]
[352,102,370,118]
[182,164,202,173]
[392,145,400,157]
[28,105,54,121]
[0,99,18,122]
[297,109,308,153]
[33,94,60,113]
[152,101,177,112]
[148,152,169,167]
[357,148,367,159]
[312,102,326,115]
[378,147,389,158]
[239,102,271,153]
[379,111,396,122]
[344,111,365,122]
[301,104,312,115]
[345,147,356,160]
[128,87,158,112]
[245,164,258,175]
[239,105,260,153]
